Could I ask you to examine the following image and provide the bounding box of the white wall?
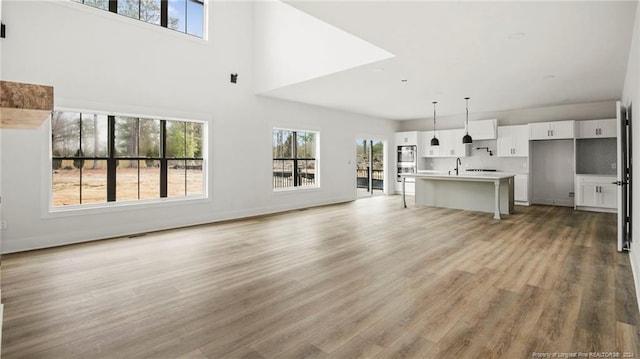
[622,0,640,313]
[398,100,617,131]
[0,1,398,253]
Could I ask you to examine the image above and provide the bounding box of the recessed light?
[509,32,526,40]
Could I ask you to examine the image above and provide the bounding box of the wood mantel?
[0,80,54,129]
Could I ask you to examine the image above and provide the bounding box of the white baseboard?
[575,206,617,213]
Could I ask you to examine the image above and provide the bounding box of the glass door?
[356,139,384,198]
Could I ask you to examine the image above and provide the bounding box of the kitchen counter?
[401,172,515,219]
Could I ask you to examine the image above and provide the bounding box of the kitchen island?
[401,172,515,219]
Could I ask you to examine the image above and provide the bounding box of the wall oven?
[397,145,417,182]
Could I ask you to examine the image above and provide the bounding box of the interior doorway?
[356,139,384,198]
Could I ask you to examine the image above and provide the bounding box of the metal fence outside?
[356,168,384,190]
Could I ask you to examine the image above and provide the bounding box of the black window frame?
[72,0,205,39]
[272,128,318,190]
[51,111,205,207]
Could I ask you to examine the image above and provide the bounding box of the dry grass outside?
[52,167,203,206]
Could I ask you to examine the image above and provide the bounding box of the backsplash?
[421,140,529,174]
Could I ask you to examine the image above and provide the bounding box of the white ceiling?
[257,1,637,120]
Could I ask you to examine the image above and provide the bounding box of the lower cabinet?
[394,179,415,195]
[575,175,617,211]
[514,174,529,204]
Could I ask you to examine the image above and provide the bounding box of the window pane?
[272,129,293,159]
[296,131,315,159]
[139,118,161,158]
[83,0,109,10]
[140,160,160,200]
[52,111,80,157]
[81,113,108,157]
[140,0,161,25]
[115,116,139,157]
[117,160,139,201]
[82,160,107,204]
[166,121,185,158]
[186,0,204,37]
[298,159,316,187]
[52,166,80,206]
[118,0,140,19]
[273,159,294,189]
[168,0,186,32]
[185,122,202,157]
[186,160,203,195]
[168,160,186,197]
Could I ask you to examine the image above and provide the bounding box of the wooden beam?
[0,80,53,129]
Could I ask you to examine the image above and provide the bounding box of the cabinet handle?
[551,130,553,136]
[547,130,550,136]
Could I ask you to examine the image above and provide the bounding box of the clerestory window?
[72,0,205,38]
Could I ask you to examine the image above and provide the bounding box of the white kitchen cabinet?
[575,175,617,211]
[423,129,468,157]
[497,125,529,157]
[438,129,469,157]
[576,119,616,138]
[514,174,529,204]
[467,119,497,140]
[423,131,440,157]
[529,121,575,140]
[394,131,418,146]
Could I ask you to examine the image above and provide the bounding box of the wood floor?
[2,196,640,358]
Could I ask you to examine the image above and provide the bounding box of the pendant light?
[462,97,473,144]
[430,101,439,146]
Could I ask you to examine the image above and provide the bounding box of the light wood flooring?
[2,196,640,358]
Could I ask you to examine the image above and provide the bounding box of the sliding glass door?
[356,139,384,198]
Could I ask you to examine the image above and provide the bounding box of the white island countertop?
[400,171,515,219]
[405,171,515,181]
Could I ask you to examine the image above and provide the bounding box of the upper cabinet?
[394,131,419,146]
[497,125,529,157]
[529,120,575,140]
[576,119,616,139]
[467,119,497,140]
[423,131,440,157]
[423,129,469,157]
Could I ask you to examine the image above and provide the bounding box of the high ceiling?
[258,1,637,120]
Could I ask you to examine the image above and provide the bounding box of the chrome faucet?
[455,157,461,176]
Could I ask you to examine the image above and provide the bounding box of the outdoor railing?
[273,171,315,189]
[356,168,384,190]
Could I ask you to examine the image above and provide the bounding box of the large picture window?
[272,128,318,190]
[51,111,205,207]
[71,0,205,39]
